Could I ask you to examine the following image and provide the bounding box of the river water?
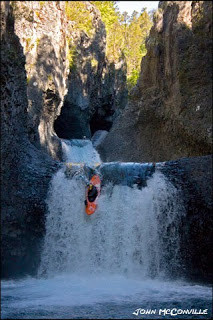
[1,140,212,319]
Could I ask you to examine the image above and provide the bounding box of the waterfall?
[38,140,185,279]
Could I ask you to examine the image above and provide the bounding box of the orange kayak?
[85,175,101,215]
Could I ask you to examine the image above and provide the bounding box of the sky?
[117,1,159,15]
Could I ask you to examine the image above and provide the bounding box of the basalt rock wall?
[160,155,212,283]
[1,2,60,278]
[98,1,212,163]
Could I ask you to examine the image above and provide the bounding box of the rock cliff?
[12,1,128,149]
[12,1,70,160]
[1,2,60,277]
[54,2,127,140]
[160,155,213,283]
[98,1,212,162]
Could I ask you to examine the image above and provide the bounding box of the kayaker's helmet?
[89,184,93,190]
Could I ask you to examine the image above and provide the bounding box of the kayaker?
[88,183,98,202]
[85,183,98,205]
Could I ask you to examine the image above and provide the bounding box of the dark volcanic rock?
[1,2,60,278]
[159,155,213,283]
[98,1,212,163]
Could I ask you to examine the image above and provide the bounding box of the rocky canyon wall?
[160,155,213,283]
[98,1,212,163]
[11,1,70,160]
[1,1,60,278]
[12,0,127,150]
[54,2,128,140]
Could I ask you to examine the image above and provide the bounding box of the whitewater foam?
[61,139,101,167]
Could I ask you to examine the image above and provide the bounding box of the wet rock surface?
[160,155,213,283]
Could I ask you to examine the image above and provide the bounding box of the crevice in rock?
[90,101,115,136]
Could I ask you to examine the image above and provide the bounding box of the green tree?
[91,1,123,62]
[65,1,94,36]
[125,9,153,89]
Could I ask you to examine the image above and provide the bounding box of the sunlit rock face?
[12,1,70,160]
[98,1,212,163]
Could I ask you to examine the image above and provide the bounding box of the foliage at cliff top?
[93,1,153,90]
[65,1,153,90]
[65,1,95,37]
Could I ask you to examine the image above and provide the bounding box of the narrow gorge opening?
[54,95,115,139]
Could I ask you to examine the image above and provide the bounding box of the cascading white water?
[61,139,101,166]
[38,165,184,279]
